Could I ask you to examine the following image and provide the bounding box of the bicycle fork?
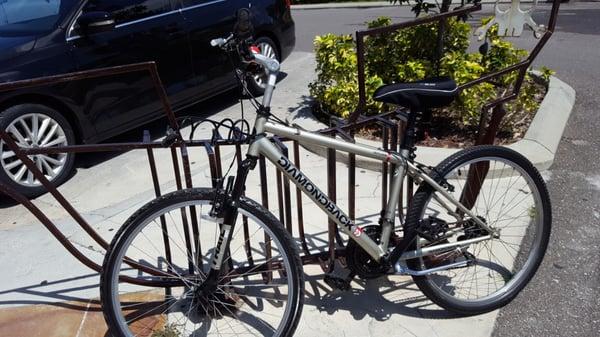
[201,155,257,289]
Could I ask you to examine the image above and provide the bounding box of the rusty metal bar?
[348,153,356,221]
[144,131,173,293]
[273,138,294,235]
[381,126,389,209]
[326,147,337,272]
[169,146,195,273]
[275,165,286,223]
[396,120,405,224]
[293,140,310,255]
[0,131,111,251]
[177,142,202,269]
[258,155,269,209]
[389,121,399,224]
[257,155,273,282]
[203,142,220,188]
[214,144,224,178]
[349,4,482,123]
[359,4,481,38]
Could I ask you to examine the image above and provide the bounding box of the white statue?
[475,0,547,40]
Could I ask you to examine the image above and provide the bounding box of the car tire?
[0,104,75,198]
[246,36,280,96]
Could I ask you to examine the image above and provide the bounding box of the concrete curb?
[286,73,576,172]
[291,0,532,10]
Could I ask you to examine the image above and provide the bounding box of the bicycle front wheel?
[404,146,551,315]
[101,188,304,337]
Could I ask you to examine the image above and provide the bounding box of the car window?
[83,0,173,25]
[0,0,76,36]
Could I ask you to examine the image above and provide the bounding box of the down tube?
[251,137,385,260]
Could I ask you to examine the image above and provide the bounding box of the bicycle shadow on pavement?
[0,272,102,312]
[302,267,459,322]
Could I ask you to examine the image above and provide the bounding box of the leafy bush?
[310,16,550,132]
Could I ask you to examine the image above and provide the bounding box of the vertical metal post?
[348,33,367,123]
[293,140,310,255]
[348,153,356,221]
[169,146,194,273]
[326,147,337,271]
[145,131,173,296]
[381,126,389,209]
[435,18,447,74]
[396,119,405,224]
[178,143,202,270]
[258,155,269,209]
[462,104,506,209]
[258,155,273,283]
[203,142,220,188]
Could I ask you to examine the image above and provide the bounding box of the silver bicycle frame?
[242,52,493,262]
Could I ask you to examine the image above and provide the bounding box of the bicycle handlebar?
[210,34,233,48]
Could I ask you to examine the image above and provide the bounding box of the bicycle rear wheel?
[101,188,304,337]
[404,146,551,315]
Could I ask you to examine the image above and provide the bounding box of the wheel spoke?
[43,136,67,147]
[11,165,27,182]
[40,157,57,178]
[40,124,58,146]
[37,117,51,143]
[35,156,44,175]
[1,150,16,160]
[18,119,35,142]
[32,114,40,143]
[26,169,34,185]
[40,155,63,166]
[4,159,22,170]
[7,125,28,144]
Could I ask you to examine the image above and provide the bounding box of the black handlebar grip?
[233,8,253,40]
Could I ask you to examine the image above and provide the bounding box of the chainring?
[345,225,388,279]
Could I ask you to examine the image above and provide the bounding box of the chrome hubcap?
[0,113,68,187]
[253,41,278,88]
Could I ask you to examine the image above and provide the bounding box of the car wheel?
[0,104,75,198]
[247,36,280,96]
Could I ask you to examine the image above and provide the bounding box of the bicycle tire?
[101,188,304,337]
[404,145,551,315]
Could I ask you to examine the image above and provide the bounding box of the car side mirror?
[77,12,115,35]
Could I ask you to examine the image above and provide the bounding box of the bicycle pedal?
[323,260,354,291]
[324,274,352,291]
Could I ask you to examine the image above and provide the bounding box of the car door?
[67,0,196,137]
[180,0,237,98]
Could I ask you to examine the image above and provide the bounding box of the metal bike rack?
[0,0,562,281]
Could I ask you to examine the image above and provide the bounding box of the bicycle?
[100,8,551,337]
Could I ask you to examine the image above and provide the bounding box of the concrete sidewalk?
[0,51,522,337]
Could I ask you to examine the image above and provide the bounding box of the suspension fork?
[205,155,257,283]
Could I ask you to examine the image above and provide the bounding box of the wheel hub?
[458,216,490,241]
[192,285,242,317]
[190,272,242,317]
[0,113,69,187]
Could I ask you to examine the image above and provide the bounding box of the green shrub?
[310,16,549,132]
